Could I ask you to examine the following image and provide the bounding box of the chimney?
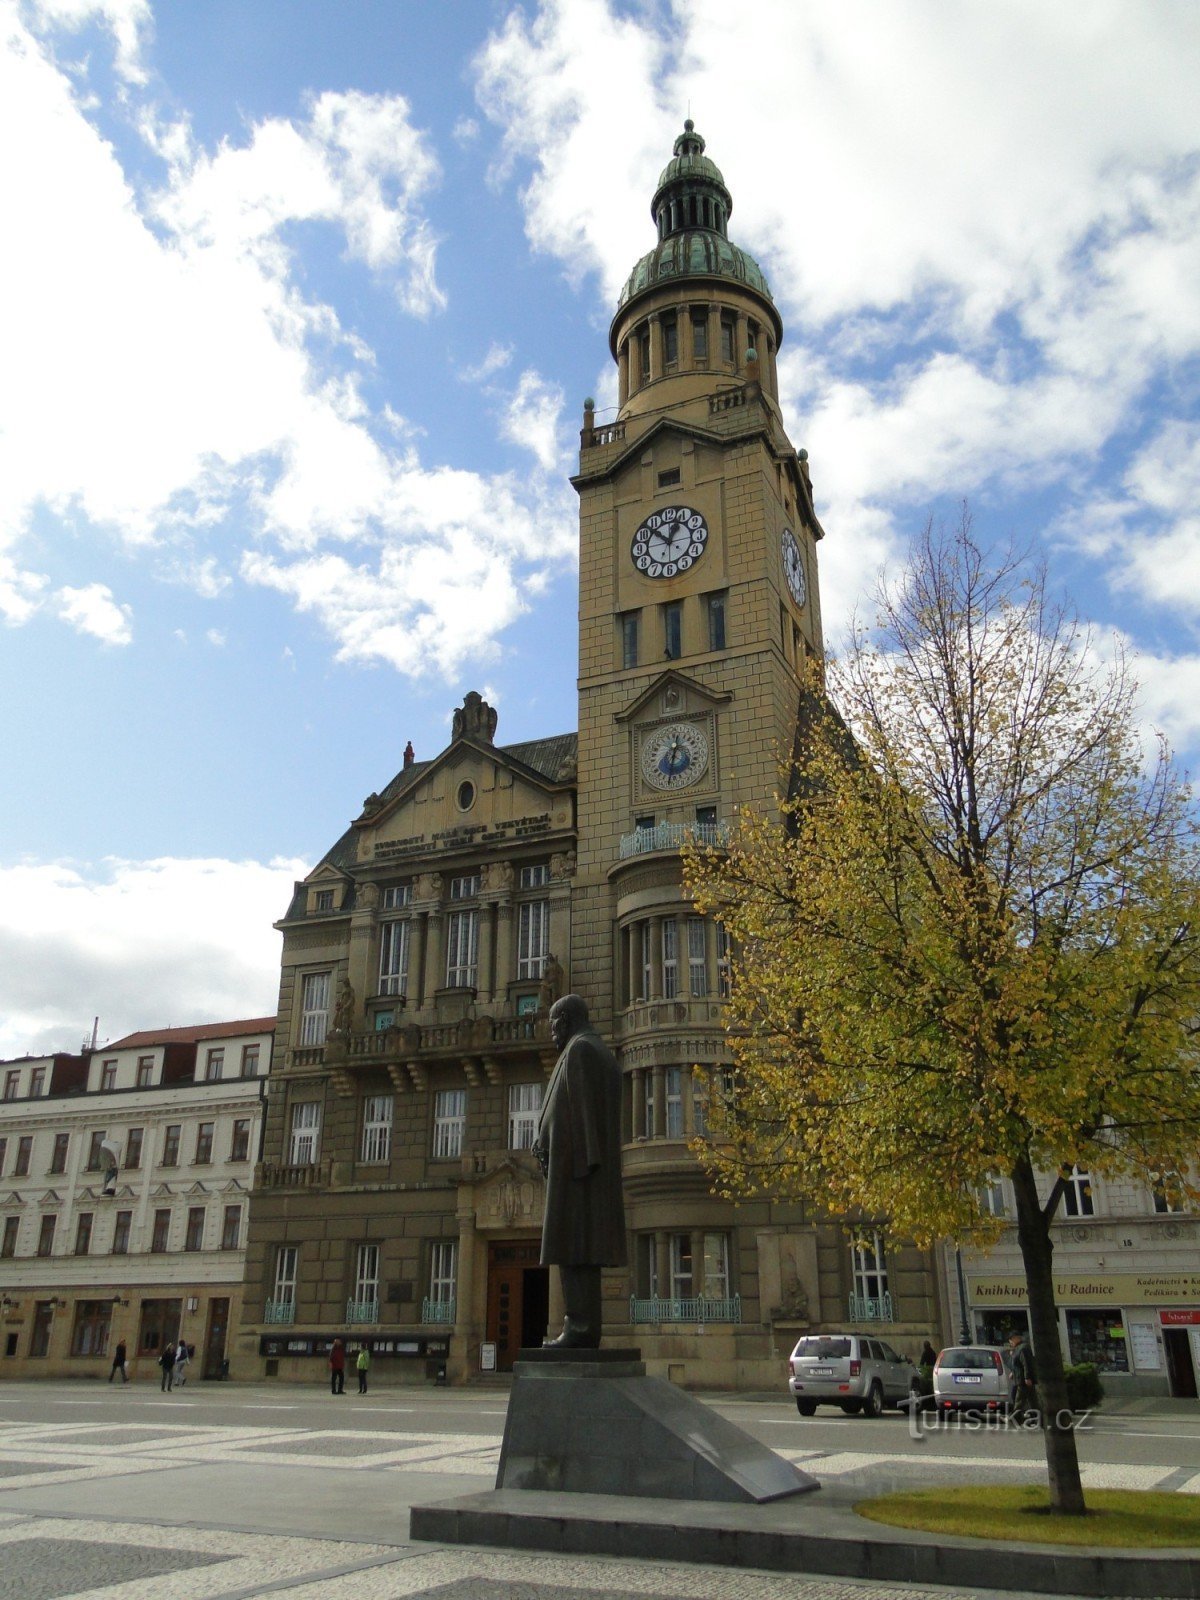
[403,741,415,768]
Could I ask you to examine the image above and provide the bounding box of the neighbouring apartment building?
[237,123,944,1388]
[0,1020,272,1379]
[946,1166,1200,1398]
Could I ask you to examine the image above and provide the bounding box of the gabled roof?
[614,668,733,724]
[105,1019,276,1049]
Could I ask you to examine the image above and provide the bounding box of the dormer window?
[314,889,334,913]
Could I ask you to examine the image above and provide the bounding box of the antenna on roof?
[87,1017,99,1051]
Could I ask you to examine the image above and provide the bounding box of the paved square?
[0,1535,230,1600]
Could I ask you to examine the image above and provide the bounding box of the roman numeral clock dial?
[630,506,709,578]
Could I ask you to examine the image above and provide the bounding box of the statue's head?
[549,992,589,1050]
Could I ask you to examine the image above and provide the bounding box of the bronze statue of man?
[533,993,626,1348]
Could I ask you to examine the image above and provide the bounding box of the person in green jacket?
[356,1345,370,1395]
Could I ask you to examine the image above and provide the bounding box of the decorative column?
[627,922,641,1005]
[617,339,629,407]
[494,903,513,1005]
[682,1063,697,1137]
[655,1231,671,1306]
[651,1065,666,1140]
[691,1229,706,1298]
[708,302,720,368]
[631,1068,646,1141]
[408,915,426,1008]
[648,311,662,382]
[477,902,495,1005]
[649,916,664,1000]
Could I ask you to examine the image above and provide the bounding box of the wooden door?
[486,1241,546,1371]
[202,1297,230,1380]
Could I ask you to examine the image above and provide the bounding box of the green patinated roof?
[616,231,774,311]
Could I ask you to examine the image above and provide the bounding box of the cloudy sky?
[2,0,1199,1057]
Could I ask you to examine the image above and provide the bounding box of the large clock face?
[641,722,710,790]
[781,527,807,607]
[631,506,709,579]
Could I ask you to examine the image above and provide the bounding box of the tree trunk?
[1010,1155,1086,1514]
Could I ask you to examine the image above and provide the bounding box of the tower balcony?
[618,819,728,861]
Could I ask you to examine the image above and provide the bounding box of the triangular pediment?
[40,1189,61,1207]
[218,1178,247,1194]
[615,669,732,726]
[301,859,348,889]
[151,1183,174,1197]
[185,1181,208,1195]
[4,1191,22,1205]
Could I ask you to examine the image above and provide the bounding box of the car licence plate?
[809,1366,833,1375]
[954,1374,981,1384]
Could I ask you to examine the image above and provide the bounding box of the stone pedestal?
[496,1347,818,1503]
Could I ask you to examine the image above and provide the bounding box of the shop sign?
[969,1272,1200,1306]
[1160,1308,1200,1326]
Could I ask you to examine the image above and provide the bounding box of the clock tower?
[570,123,843,1369]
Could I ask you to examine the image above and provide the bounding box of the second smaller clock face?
[641,722,710,790]
[631,506,709,579]
[781,527,807,607]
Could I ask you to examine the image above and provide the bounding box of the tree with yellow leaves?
[685,512,1200,1514]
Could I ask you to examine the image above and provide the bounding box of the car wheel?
[839,1400,861,1415]
[862,1382,884,1419]
[795,1399,816,1416]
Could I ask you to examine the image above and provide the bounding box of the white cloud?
[0,555,48,624]
[205,627,225,647]
[501,369,567,472]
[0,854,304,1058]
[32,0,151,83]
[460,341,514,384]
[55,582,132,643]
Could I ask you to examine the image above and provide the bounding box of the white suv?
[787,1332,914,1417]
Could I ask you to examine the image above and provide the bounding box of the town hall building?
[236,124,943,1386]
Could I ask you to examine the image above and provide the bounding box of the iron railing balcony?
[618,820,729,861]
[628,1294,742,1325]
[848,1291,894,1322]
[263,1300,296,1325]
[345,1297,379,1325]
[421,1297,456,1325]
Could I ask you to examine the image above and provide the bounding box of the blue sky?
[2,0,1199,1056]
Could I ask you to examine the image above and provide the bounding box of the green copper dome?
[615,121,775,317]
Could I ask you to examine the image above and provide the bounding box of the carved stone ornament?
[452,690,499,745]
[415,872,442,901]
[332,977,356,1034]
[484,861,514,894]
[358,883,380,910]
[550,850,577,880]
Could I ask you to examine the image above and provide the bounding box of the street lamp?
[954,1245,972,1344]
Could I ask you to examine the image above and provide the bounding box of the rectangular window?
[360,1095,393,1164]
[194,1122,214,1164]
[1,1216,18,1257]
[662,919,678,999]
[663,601,682,660]
[687,917,708,996]
[1066,1308,1130,1374]
[100,1060,117,1090]
[74,1212,93,1255]
[354,1243,380,1306]
[37,1215,56,1257]
[204,1048,224,1081]
[0,1136,6,1176]
[851,1231,888,1303]
[382,883,412,909]
[151,1209,171,1253]
[240,1044,261,1078]
[71,1300,112,1358]
[706,590,727,652]
[3,1070,17,1099]
[1151,1172,1185,1214]
[508,1082,544,1150]
[162,1125,181,1167]
[314,888,334,912]
[221,1205,241,1250]
[299,971,331,1046]
[665,1067,683,1139]
[1062,1166,1095,1217]
[112,1211,131,1254]
[432,1089,466,1160]
[978,1177,1007,1216]
[716,923,732,998]
[621,610,639,669]
[30,1301,53,1357]
[289,1102,321,1165]
[49,1132,69,1174]
[125,1127,143,1169]
[136,1055,154,1086]
[445,908,479,987]
[661,313,678,365]
[15,1136,32,1176]
[638,1233,659,1299]
[185,1207,205,1252]
[449,873,480,900]
[86,1131,106,1170]
[720,314,735,363]
[517,900,549,980]
[274,1245,298,1306]
[691,311,708,361]
[429,1240,457,1304]
[643,1070,655,1139]
[519,863,550,889]
[29,1067,45,1097]
[230,1119,251,1163]
[669,1234,693,1298]
[379,918,410,996]
[703,1232,731,1300]
[639,921,652,1001]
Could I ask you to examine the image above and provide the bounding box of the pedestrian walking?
[1008,1331,1037,1421]
[159,1341,176,1392]
[356,1345,370,1394]
[329,1338,345,1395]
[174,1340,191,1387]
[109,1339,128,1383]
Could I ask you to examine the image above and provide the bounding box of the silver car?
[787,1333,914,1417]
[932,1345,1010,1412]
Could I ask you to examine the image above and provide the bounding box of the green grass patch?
[855,1484,1200,1548]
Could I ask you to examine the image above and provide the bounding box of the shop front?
[967,1271,1200,1397]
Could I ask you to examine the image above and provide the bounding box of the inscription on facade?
[373,812,554,861]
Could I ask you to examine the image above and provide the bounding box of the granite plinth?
[495,1347,818,1503]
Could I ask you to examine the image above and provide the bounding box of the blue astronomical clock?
[640,722,709,790]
